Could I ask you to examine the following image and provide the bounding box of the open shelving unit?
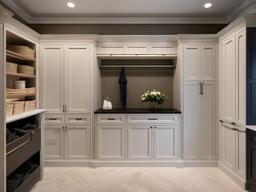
[5,30,37,118]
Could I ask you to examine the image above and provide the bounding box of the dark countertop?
[94,108,181,114]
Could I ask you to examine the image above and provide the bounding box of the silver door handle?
[199,82,204,95]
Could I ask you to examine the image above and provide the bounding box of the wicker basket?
[6,62,18,73]
[6,103,13,117]
[18,65,35,75]
[24,100,36,112]
[13,101,25,115]
[7,45,35,59]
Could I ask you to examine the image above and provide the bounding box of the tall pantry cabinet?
[40,41,97,163]
[218,27,246,186]
[181,38,217,162]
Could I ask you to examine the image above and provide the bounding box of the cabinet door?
[65,126,90,159]
[183,82,201,159]
[199,82,216,159]
[40,46,64,113]
[96,125,125,160]
[128,126,152,160]
[224,37,236,122]
[247,130,256,189]
[200,46,216,81]
[65,46,90,113]
[148,44,177,55]
[219,42,226,120]
[223,124,236,171]
[153,125,177,160]
[235,130,246,179]
[97,44,126,55]
[44,126,64,160]
[183,46,201,81]
[236,30,246,126]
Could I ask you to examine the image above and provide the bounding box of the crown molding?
[1,0,255,24]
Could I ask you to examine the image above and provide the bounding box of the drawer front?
[44,113,64,126]
[148,44,177,55]
[96,114,125,124]
[127,115,179,124]
[65,114,90,125]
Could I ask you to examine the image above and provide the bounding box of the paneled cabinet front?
[183,45,216,81]
[41,45,90,114]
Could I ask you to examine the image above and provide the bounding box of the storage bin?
[7,45,35,59]
[24,100,36,112]
[6,62,18,73]
[26,87,36,95]
[18,65,35,75]
[14,81,26,89]
[6,103,13,117]
[13,101,24,115]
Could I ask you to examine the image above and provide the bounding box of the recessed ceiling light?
[204,2,212,8]
[67,2,75,8]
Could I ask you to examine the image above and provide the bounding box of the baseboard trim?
[218,161,246,188]
[44,159,218,168]
[183,160,217,167]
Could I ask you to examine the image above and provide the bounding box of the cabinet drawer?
[148,45,177,55]
[127,115,178,124]
[44,113,64,126]
[96,114,125,124]
[65,114,90,125]
[248,129,256,144]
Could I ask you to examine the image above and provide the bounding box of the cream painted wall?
[101,68,175,109]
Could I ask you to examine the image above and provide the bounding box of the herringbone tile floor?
[31,167,245,192]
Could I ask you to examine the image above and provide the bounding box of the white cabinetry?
[182,42,216,161]
[41,43,92,161]
[95,114,180,162]
[218,28,246,184]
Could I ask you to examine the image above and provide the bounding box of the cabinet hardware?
[62,105,65,112]
[47,118,58,121]
[155,126,157,129]
[64,105,67,112]
[148,118,158,120]
[231,122,236,125]
[219,120,224,123]
[150,126,152,129]
[75,118,83,121]
[199,82,204,95]
[107,118,116,120]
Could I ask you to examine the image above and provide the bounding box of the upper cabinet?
[96,43,177,56]
[40,46,64,113]
[64,46,90,113]
[183,45,216,81]
[219,29,246,125]
[40,44,91,114]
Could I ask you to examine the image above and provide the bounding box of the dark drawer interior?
[6,128,41,176]
[7,152,40,192]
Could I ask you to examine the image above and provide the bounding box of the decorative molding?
[97,35,177,43]
[39,34,98,42]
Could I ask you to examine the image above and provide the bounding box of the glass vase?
[148,102,161,110]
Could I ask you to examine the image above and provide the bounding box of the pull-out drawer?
[44,113,64,126]
[6,128,41,176]
[96,114,125,124]
[65,114,90,125]
[148,44,177,55]
[127,115,179,125]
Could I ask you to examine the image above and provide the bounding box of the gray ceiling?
[1,0,255,23]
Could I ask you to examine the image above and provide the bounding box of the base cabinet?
[44,125,90,160]
[96,125,125,160]
[95,114,180,161]
[219,122,246,183]
[246,129,256,192]
[128,126,152,160]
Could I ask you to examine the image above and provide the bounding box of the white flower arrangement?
[140,89,168,106]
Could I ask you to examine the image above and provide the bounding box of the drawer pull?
[46,118,59,121]
[147,118,158,120]
[107,118,116,120]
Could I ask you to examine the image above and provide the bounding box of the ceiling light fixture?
[204,2,212,8]
[67,2,75,8]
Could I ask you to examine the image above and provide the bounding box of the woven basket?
[6,62,18,73]
[13,101,25,115]
[18,65,35,75]
[6,103,13,117]
[7,45,35,59]
[24,100,36,112]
